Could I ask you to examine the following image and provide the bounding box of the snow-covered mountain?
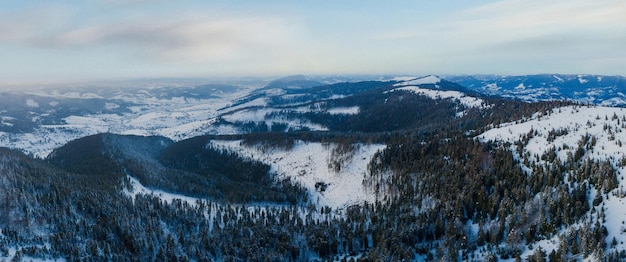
[4,74,626,260]
[478,105,626,260]
[446,74,626,106]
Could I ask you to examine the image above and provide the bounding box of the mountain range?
[1,74,626,260]
[446,74,626,106]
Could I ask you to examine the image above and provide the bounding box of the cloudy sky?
[1,0,624,85]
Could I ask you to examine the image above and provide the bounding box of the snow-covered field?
[211,140,386,210]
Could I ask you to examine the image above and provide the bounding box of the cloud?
[31,12,303,63]
[377,0,625,48]
[369,0,626,74]
[0,3,304,66]
[0,1,623,80]
[0,5,71,43]
[457,0,625,40]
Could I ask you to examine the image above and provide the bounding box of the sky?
[0,0,625,85]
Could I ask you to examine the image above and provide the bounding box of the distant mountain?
[446,74,626,106]
[263,75,324,90]
[226,75,390,109]
[213,75,491,134]
[263,74,385,90]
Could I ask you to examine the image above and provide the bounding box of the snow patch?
[105,102,120,110]
[485,83,500,91]
[393,75,441,86]
[327,106,360,115]
[124,175,203,207]
[25,98,39,108]
[225,97,268,112]
[391,76,419,82]
[578,75,589,84]
[0,245,63,262]
[553,75,565,82]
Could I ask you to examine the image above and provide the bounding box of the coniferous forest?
[1,79,625,261]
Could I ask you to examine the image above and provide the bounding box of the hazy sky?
[1,0,625,85]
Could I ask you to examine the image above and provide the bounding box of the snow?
[0,81,264,158]
[478,104,626,258]
[221,107,328,133]
[327,106,359,115]
[122,138,387,211]
[222,97,268,112]
[578,75,589,84]
[290,103,360,115]
[485,83,501,91]
[124,175,203,207]
[603,193,626,252]
[479,105,626,166]
[220,102,362,132]
[30,91,104,99]
[0,244,63,262]
[0,124,111,158]
[105,102,119,110]
[391,76,419,82]
[393,75,441,86]
[25,98,39,108]
[63,115,109,127]
[222,108,273,123]
[0,95,241,157]
[553,75,565,82]
[389,86,489,109]
[211,140,386,209]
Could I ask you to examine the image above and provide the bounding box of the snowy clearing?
[211,140,386,209]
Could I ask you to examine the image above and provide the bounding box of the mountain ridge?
[446,73,626,106]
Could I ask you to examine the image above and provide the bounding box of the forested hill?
[2,75,626,260]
